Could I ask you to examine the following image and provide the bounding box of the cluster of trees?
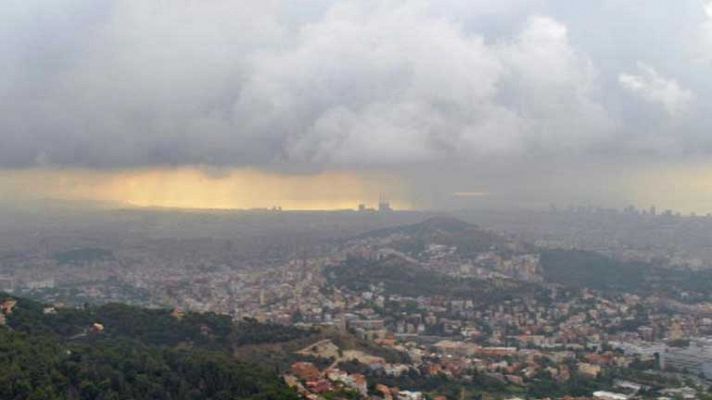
[1,294,307,399]
[0,328,299,400]
[540,250,648,291]
[360,217,521,259]
[540,249,712,300]
[326,255,529,302]
[7,296,309,349]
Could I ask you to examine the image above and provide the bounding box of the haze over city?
[7,2,712,400]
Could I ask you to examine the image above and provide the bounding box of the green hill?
[0,294,302,400]
[325,254,534,303]
[540,249,712,299]
[357,216,529,258]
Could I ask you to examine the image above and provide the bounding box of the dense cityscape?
[4,0,712,398]
[3,206,712,400]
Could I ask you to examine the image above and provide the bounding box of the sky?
[2,0,712,211]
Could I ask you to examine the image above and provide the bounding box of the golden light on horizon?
[629,162,712,214]
[0,167,414,211]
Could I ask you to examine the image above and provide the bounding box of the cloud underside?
[619,63,694,117]
[0,0,709,170]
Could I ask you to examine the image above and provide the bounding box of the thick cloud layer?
[619,63,694,117]
[699,1,712,63]
[1,0,711,169]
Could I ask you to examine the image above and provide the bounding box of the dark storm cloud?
[1,0,711,169]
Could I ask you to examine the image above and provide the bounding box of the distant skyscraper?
[378,193,392,212]
[650,205,656,216]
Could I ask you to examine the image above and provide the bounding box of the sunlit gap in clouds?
[0,167,415,211]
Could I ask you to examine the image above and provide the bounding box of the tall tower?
[378,193,392,212]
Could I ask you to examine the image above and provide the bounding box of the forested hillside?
[325,254,535,302]
[540,249,712,300]
[0,294,303,400]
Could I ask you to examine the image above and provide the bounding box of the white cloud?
[237,1,510,165]
[1,0,710,170]
[619,63,694,117]
[496,16,613,152]
[236,5,611,165]
[701,1,712,62]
